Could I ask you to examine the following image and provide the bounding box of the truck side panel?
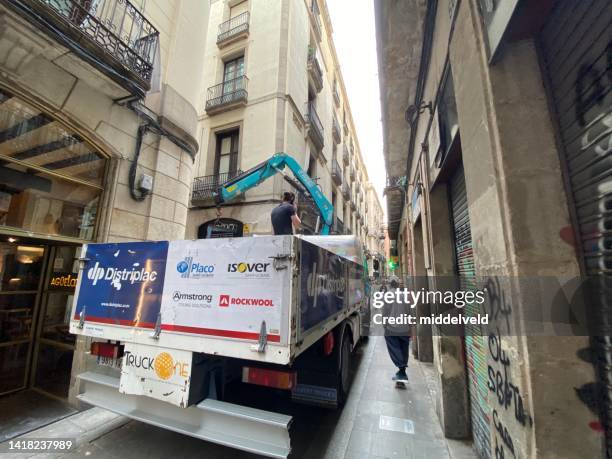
[73,241,168,329]
[298,238,365,337]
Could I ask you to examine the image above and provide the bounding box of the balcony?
[205,76,248,115]
[192,170,242,202]
[305,102,324,150]
[8,0,159,98]
[307,47,323,93]
[217,12,250,47]
[343,115,349,135]
[342,144,350,165]
[350,200,356,211]
[331,158,342,186]
[349,164,356,180]
[341,182,350,199]
[332,114,341,144]
[310,0,322,42]
[333,82,340,107]
[333,217,344,235]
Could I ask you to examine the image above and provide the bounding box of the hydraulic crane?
[214,152,334,235]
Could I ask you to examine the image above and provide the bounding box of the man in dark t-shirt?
[271,192,301,235]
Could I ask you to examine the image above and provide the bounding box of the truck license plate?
[97,355,122,369]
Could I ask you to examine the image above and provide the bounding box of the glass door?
[0,243,46,395]
[222,56,244,95]
[32,245,79,398]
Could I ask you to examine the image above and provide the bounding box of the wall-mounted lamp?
[405,101,433,127]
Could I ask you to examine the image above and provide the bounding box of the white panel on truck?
[161,237,290,343]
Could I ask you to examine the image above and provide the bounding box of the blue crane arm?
[214,152,334,235]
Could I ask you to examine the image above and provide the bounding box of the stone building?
[0,0,208,410]
[376,0,609,457]
[364,182,385,276]
[186,0,379,256]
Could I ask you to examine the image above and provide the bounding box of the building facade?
[0,0,209,404]
[364,182,385,276]
[186,0,381,262]
[377,0,609,458]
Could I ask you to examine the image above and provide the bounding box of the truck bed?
[70,235,365,365]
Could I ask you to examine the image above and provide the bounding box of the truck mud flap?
[77,372,292,458]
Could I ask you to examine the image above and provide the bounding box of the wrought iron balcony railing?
[192,170,242,201]
[332,114,341,144]
[307,47,323,92]
[331,158,342,185]
[206,76,248,114]
[349,164,356,180]
[217,12,249,45]
[341,181,350,199]
[333,82,340,106]
[342,143,350,165]
[305,102,324,149]
[310,0,321,40]
[30,0,159,94]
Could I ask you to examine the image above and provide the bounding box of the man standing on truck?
[271,191,301,235]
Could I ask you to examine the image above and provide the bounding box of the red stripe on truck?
[160,324,281,342]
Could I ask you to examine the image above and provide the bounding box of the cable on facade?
[127,102,197,202]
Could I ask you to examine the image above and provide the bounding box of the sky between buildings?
[327,0,386,212]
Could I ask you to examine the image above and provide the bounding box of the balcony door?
[223,56,244,96]
[215,130,239,181]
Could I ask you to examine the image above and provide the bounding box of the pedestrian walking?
[382,276,410,382]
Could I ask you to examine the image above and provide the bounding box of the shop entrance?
[0,239,79,399]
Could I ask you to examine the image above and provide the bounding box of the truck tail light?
[242,367,297,390]
[91,341,123,359]
[322,331,334,356]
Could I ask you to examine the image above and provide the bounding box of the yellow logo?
[154,352,174,380]
[237,262,247,273]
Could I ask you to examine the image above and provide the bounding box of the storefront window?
[0,90,106,241]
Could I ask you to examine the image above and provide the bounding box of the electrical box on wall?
[139,174,153,193]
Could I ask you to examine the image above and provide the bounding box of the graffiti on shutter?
[540,0,612,455]
[450,167,491,458]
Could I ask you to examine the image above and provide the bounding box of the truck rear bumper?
[77,372,292,458]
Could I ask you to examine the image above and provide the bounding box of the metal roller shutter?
[450,167,490,458]
[539,0,612,456]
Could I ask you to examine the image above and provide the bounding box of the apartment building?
[186,0,380,256]
[364,182,385,276]
[0,0,208,409]
[377,0,608,457]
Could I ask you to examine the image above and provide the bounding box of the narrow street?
[8,336,474,459]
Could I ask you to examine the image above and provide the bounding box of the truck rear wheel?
[337,330,352,406]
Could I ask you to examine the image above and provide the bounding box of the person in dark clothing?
[271,191,301,235]
[382,276,410,382]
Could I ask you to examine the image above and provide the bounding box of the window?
[0,90,106,241]
[438,67,458,159]
[307,154,316,179]
[221,56,245,97]
[230,1,248,18]
[215,130,239,177]
[224,56,244,83]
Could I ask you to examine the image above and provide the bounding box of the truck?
[69,153,370,458]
